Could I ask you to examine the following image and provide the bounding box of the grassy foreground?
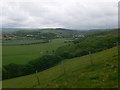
[2,47,118,88]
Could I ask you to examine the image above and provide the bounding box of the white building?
[26,34,33,37]
[73,34,85,38]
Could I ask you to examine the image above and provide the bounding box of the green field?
[3,38,68,65]
[3,39,47,45]
[2,47,118,88]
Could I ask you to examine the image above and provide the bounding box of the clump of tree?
[56,34,118,57]
[3,55,62,80]
[29,55,62,72]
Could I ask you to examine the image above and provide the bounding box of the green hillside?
[2,47,118,88]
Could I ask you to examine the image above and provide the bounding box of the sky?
[0,0,119,30]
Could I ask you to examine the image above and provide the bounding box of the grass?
[3,38,68,65]
[2,46,118,88]
[3,39,46,45]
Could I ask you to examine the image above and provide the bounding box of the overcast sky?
[0,0,119,30]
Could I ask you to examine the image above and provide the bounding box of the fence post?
[89,51,93,65]
[116,42,119,47]
[36,70,40,85]
[61,60,66,75]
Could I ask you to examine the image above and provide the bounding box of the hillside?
[2,47,118,88]
[2,28,83,39]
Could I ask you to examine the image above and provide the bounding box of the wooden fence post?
[116,42,119,47]
[89,51,93,65]
[61,60,66,75]
[36,70,40,85]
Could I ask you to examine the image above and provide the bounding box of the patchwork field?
[3,38,69,65]
[2,47,118,88]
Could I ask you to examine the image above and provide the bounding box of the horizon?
[1,27,118,31]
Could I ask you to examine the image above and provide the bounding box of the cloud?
[0,0,118,29]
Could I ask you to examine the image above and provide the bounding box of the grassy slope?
[3,47,118,88]
[3,38,68,65]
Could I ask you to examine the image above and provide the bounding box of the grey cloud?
[1,1,118,29]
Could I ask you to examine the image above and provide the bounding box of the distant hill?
[2,28,72,31]
[2,28,86,38]
[2,28,118,35]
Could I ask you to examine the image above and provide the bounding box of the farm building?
[56,35,62,38]
[26,34,33,37]
[73,34,85,38]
